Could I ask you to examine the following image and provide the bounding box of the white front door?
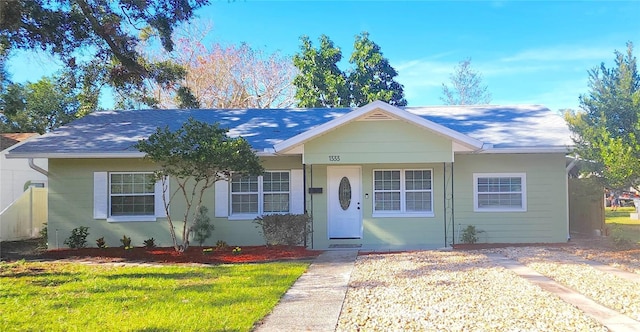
[327,166,362,239]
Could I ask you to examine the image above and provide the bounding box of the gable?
[304,119,455,164]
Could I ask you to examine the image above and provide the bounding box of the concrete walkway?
[487,253,640,332]
[255,250,358,332]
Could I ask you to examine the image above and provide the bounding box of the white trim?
[372,168,434,216]
[290,169,304,214]
[475,146,572,154]
[107,216,157,223]
[214,180,229,217]
[93,172,108,219]
[274,101,483,154]
[6,152,147,159]
[473,173,527,212]
[372,212,435,218]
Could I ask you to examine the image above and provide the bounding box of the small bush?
[254,214,311,246]
[461,225,479,244]
[143,238,156,249]
[38,223,48,249]
[120,235,132,249]
[96,237,107,248]
[610,224,634,249]
[64,226,89,248]
[215,240,229,250]
[191,206,214,246]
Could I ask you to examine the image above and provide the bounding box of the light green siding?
[304,120,453,164]
[452,153,568,243]
[47,156,303,249]
[307,163,447,250]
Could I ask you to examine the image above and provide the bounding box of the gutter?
[28,158,48,176]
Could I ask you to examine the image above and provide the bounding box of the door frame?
[327,166,363,239]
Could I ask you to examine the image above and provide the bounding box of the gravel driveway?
[337,245,639,331]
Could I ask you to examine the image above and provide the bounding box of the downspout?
[29,158,48,176]
[451,162,455,246]
[303,163,307,248]
[310,164,314,249]
[565,157,579,241]
[443,162,447,247]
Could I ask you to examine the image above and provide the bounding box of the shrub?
[64,226,89,249]
[215,240,229,250]
[38,223,48,249]
[254,214,311,246]
[461,225,479,244]
[191,206,214,246]
[143,238,156,249]
[120,235,132,249]
[610,224,634,249]
[96,237,107,248]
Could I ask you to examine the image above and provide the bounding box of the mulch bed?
[39,245,322,264]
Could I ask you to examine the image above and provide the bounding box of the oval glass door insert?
[339,176,352,210]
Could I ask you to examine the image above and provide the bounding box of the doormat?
[329,244,362,248]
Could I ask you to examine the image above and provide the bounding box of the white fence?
[0,187,47,241]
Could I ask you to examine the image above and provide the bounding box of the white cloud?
[500,45,614,62]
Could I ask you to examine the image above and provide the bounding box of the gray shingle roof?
[7,104,571,157]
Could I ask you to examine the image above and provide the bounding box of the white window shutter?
[290,169,304,214]
[155,178,169,217]
[93,172,108,219]
[215,180,229,217]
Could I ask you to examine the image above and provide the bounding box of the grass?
[0,260,310,332]
[605,206,640,245]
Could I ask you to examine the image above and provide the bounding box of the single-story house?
[6,101,573,250]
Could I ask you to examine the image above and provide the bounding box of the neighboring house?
[6,101,573,249]
[1,133,48,241]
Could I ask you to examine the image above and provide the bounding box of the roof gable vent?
[358,110,397,121]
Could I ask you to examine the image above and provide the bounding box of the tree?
[293,33,406,108]
[0,76,81,133]
[134,118,264,252]
[348,32,407,106]
[144,22,297,109]
[565,42,640,189]
[1,0,209,91]
[441,58,492,105]
[293,35,349,108]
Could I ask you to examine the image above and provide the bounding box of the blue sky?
[6,1,640,112]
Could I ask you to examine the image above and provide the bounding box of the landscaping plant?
[96,237,107,248]
[120,235,132,249]
[64,226,89,248]
[143,238,156,249]
[254,214,311,246]
[135,118,263,252]
[191,205,213,246]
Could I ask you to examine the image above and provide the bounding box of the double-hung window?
[230,171,290,217]
[373,169,433,217]
[110,172,156,216]
[474,173,526,212]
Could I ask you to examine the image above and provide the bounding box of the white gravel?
[337,250,608,331]
[490,247,640,321]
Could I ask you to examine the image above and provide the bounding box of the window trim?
[107,171,157,222]
[229,170,291,220]
[473,172,527,212]
[372,168,434,218]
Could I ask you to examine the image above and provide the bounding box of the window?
[474,173,526,212]
[110,173,156,216]
[373,169,433,216]
[231,171,290,216]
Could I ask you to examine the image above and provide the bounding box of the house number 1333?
[329,155,340,161]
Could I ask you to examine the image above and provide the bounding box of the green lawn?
[0,260,309,332]
[605,206,640,245]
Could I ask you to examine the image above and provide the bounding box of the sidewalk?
[254,250,358,332]
[487,253,640,332]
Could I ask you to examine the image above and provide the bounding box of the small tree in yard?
[135,118,263,252]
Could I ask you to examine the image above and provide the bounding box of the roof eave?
[473,146,574,154]
[5,152,147,159]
